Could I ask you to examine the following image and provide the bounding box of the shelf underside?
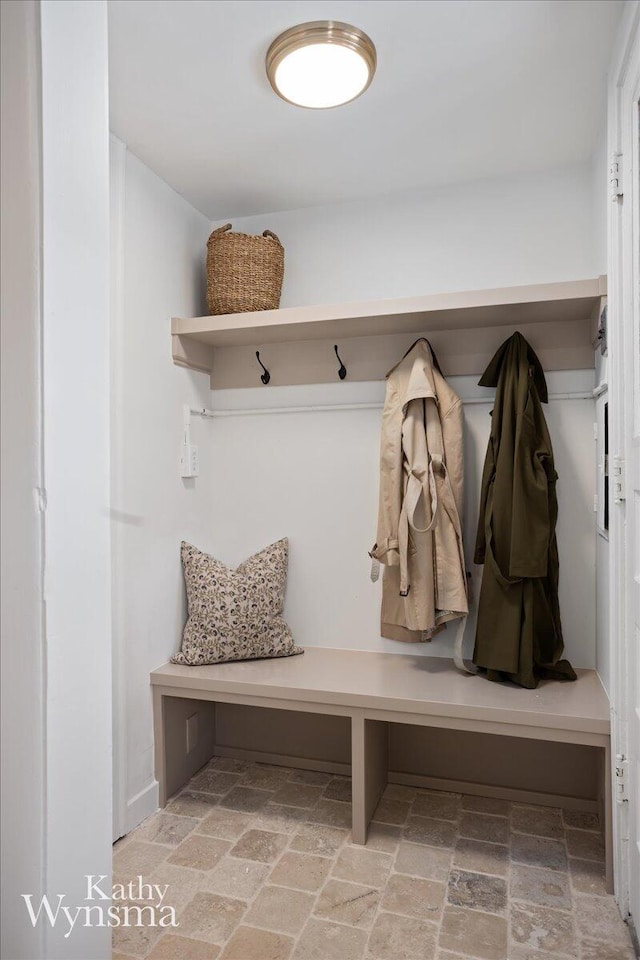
[171,278,605,388]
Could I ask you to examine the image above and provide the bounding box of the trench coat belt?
[398,454,441,596]
[368,537,399,582]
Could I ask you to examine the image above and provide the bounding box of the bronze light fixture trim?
[266,21,377,109]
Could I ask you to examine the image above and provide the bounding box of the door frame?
[607,0,640,917]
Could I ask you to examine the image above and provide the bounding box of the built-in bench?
[151,647,612,889]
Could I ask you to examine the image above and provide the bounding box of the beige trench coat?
[370,339,468,642]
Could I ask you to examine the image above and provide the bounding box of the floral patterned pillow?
[172,538,302,666]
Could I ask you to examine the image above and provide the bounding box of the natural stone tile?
[222,925,293,960]
[202,857,270,900]
[447,869,506,915]
[461,795,510,817]
[271,781,324,808]
[306,798,352,829]
[168,835,231,871]
[178,892,246,945]
[372,798,410,825]
[206,757,252,773]
[412,791,461,822]
[253,803,309,834]
[507,947,573,960]
[383,783,418,803]
[363,822,402,853]
[190,770,242,795]
[146,862,206,914]
[562,809,600,831]
[137,813,196,847]
[290,823,347,858]
[111,900,163,957]
[568,856,607,895]
[289,768,332,785]
[292,917,368,959]
[113,759,631,960]
[240,764,291,791]
[510,833,568,872]
[219,786,272,813]
[368,910,437,959]
[459,812,508,845]
[322,777,352,802]
[314,878,379,928]
[436,952,476,960]
[148,934,219,959]
[113,840,169,883]
[404,815,457,848]
[332,845,392,887]
[197,807,250,841]
[510,902,576,956]
[580,936,636,960]
[382,872,444,921]
[245,884,315,934]
[269,851,331,891]
[565,827,605,861]
[439,905,508,960]
[573,893,631,946]
[510,863,571,910]
[166,791,220,819]
[230,829,288,863]
[511,805,564,840]
[453,838,508,878]
[395,840,452,881]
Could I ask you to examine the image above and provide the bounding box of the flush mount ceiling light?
[266,21,376,109]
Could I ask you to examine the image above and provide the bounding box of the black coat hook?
[334,344,347,380]
[256,351,270,385]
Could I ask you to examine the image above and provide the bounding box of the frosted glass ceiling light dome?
[266,21,376,109]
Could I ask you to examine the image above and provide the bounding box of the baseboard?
[215,745,597,812]
[215,745,351,777]
[125,780,159,833]
[389,771,598,812]
[627,915,640,959]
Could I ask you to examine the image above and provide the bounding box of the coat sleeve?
[509,395,553,578]
[370,383,403,567]
[473,435,495,565]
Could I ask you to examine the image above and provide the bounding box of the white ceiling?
[108,0,623,219]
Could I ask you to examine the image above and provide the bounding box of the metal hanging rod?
[187,390,593,420]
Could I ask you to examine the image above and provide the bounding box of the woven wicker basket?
[206,223,284,315]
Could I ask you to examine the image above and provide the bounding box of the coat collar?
[386,338,442,407]
[479,331,548,403]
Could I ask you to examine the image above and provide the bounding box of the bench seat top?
[151,647,610,738]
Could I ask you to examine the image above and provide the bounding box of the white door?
[625,72,640,927]
[610,4,640,924]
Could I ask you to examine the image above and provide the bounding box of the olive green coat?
[473,332,576,689]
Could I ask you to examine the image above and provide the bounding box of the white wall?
[41,2,112,957]
[110,143,213,833]
[219,164,600,309]
[204,371,595,670]
[0,3,45,957]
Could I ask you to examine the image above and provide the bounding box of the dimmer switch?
[180,442,199,478]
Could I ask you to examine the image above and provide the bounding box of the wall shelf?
[172,277,606,389]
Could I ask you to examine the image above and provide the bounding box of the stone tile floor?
[112,758,635,960]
